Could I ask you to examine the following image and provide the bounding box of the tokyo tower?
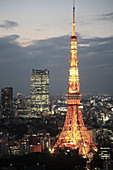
[51,1,97,158]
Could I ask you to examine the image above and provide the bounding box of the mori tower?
[51,2,97,159]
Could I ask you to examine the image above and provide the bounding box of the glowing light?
[51,2,97,158]
[49,148,51,152]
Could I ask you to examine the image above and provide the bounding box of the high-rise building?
[1,87,13,117]
[31,69,49,116]
[51,2,97,160]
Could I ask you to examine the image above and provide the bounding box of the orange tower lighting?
[51,1,97,158]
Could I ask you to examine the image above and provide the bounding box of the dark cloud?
[0,34,113,96]
[102,12,113,18]
[78,36,113,93]
[0,35,25,63]
[97,12,113,21]
[0,20,18,29]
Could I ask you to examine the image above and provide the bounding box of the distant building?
[99,146,111,160]
[31,69,49,116]
[19,133,51,155]
[57,98,67,115]
[103,160,113,170]
[15,93,24,108]
[0,134,8,157]
[14,93,31,118]
[1,87,13,117]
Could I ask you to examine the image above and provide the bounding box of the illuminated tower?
[51,2,97,158]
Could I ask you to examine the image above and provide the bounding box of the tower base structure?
[51,93,97,159]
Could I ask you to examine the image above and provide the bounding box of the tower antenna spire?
[72,0,75,36]
[73,0,75,8]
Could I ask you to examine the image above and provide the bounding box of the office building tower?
[31,69,49,116]
[51,1,97,160]
[1,87,13,117]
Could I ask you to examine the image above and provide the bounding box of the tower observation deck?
[51,1,97,159]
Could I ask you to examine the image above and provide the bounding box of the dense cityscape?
[0,75,113,169]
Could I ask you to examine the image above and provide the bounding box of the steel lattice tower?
[51,2,97,158]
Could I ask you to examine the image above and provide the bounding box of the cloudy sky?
[0,0,113,96]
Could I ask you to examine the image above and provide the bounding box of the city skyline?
[0,0,113,95]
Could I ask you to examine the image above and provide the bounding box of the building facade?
[1,87,13,117]
[31,69,49,116]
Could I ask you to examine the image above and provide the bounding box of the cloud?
[36,29,42,32]
[77,35,113,93]
[102,12,113,17]
[0,34,113,95]
[0,34,26,63]
[78,20,90,26]
[0,20,18,29]
[97,12,113,21]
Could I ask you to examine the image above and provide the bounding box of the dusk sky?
[0,0,113,96]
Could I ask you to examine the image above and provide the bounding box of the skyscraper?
[31,69,49,116]
[51,2,97,159]
[1,87,13,117]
